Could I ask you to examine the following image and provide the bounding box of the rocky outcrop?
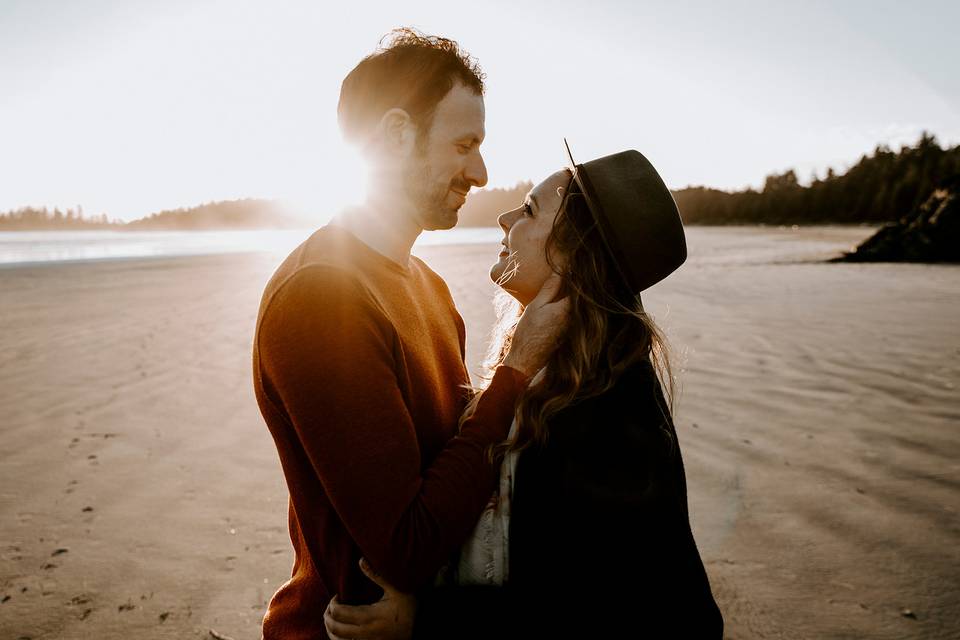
[835,179,960,263]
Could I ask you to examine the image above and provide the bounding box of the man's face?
[404,82,488,230]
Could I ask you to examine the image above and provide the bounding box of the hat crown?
[570,149,686,294]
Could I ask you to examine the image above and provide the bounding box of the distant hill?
[0,199,307,231]
[123,198,305,230]
[458,182,532,227]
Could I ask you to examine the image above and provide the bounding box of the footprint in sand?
[67,594,95,620]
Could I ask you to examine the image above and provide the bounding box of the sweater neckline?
[324,223,414,276]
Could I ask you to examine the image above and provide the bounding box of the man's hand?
[503,273,570,377]
[324,558,417,640]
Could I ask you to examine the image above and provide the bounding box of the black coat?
[413,359,723,638]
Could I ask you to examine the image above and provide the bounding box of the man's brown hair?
[338,28,485,147]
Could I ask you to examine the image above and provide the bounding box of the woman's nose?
[497,206,520,231]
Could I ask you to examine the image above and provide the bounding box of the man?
[252,30,565,639]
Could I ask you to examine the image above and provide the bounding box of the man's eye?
[522,203,533,216]
[457,144,471,154]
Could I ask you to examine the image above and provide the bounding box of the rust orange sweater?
[253,224,526,639]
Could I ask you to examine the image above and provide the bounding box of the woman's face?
[490,169,570,305]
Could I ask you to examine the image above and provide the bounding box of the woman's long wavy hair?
[464,169,677,459]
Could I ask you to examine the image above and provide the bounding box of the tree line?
[673,133,960,225]
[0,199,302,231]
[0,206,118,230]
[3,133,957,229]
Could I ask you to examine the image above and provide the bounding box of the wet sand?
[1,226,957,639]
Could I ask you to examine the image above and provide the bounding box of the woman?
[324,149,723,638]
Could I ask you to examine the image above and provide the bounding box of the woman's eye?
[522,203,533,216]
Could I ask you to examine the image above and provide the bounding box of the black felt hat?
[565,141,687,295]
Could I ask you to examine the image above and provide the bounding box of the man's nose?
[465,150,488,188]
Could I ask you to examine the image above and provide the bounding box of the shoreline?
[0,225,880,270]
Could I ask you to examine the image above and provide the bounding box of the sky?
[1,0,958,221]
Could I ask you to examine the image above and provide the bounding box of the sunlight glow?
[283,140,370,225]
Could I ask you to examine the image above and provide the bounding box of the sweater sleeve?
[256,265,527,594]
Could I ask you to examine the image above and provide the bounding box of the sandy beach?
[1,226,958,639]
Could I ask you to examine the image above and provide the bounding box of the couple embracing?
[253,28,722,639]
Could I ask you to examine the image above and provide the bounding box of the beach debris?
[82,506,94,512]
[855,487,865,494]
[209,629,237,640]
[70,594,91,605]
[51,548,69,556]
[1,594,10,603]
[118,600,136,612]
[901,608,917,620]
[80,608,93,620]
[159,611,170,623]
[42,562,57,570]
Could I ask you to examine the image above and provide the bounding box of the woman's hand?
[324,558,417,640]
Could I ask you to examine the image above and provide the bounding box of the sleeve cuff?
[460,365,529,442]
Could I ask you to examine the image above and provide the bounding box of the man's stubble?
[403,146,461,232]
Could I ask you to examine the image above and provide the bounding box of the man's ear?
[377,108,417,156]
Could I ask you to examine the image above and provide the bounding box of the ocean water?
[0,227,505,266]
